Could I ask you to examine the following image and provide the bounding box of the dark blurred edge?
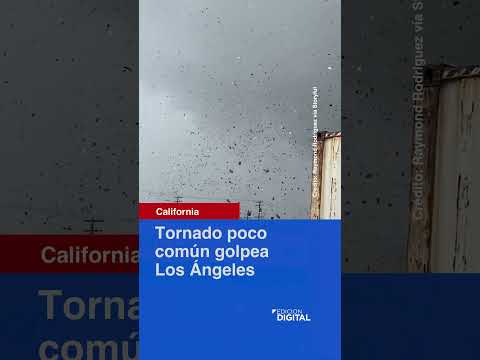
[0,0,138,234]
[343,0,480,272]
[342,0,480,358]
[0,0,139,352]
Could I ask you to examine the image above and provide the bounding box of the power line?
[256,201,263,220]
[143,190,273,206]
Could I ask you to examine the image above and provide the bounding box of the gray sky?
[140,0,340,218]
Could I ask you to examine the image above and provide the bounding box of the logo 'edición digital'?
[272,308,311,322]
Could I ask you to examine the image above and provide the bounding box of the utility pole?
[256,201,263,220]
[83,217,104,234]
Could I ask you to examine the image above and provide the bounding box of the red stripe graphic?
[138,202,240,219]
[0,235,138,273]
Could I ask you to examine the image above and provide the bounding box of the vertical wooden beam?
[310,132,326,219]
[407,66,443,272]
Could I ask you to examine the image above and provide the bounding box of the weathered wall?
[320,135,341,219]
[310,133,341,219]
[430,75,480,272]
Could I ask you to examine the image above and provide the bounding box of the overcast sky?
[140,0,340,218]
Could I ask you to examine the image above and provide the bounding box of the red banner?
[0,235,138,273]
[0,203,239,273]
[138,202,240,219]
